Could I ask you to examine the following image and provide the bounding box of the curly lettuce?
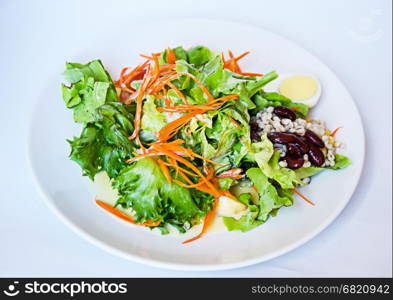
[113,157,213,226]
[223,168,293,232]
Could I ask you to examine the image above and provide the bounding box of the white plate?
[27,19,365,271]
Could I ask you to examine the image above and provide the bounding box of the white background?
[0,0,391,277]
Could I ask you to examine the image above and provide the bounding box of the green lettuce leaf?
[62,60,118,123]
[187,46,214,67]
[141,95,167,134]
[295,154,352,179]
[249,133,302,188]
[253,91,309,118]
[223,168,293,232]
[68,102,135,179]
[113,157,213,225]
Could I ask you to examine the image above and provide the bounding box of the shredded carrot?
[207,94,239,105]
[290,189,315,206]
[182,196,218,244]
[330,126,342,137]
[239,72,263,77]
[234,51,250,62]
[167,82,189,104]
[152,53,160,77]
[117,67,129,87]
[177,72,215,101]
[157,104,212,112]
[140,54,153,60]
[157,159,172,184]
[222,50,263,77]
[96,200,160,226]
[153,145,219,195]
[226,113,240,128]
[166,47,176,64]
[158,110,202,141]
[129,65,153,141]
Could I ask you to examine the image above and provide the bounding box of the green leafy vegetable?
[253,91,309,118]
[68,102,135,179]
[113,157,213,225]
[62,60,118,123]
[223,168,293,232]
[141,95,167,134]
[248,133,302,188]
[295,154,351,179]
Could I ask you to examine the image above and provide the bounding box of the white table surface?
[0,0,391,277]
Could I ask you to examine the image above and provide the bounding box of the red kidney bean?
[268,132,298,144]
[268,132,309,153]
[287,143,303,158]
[308,145,325,166]
[286,157,304,169]
[250,122,261,141]
[304,129,325,148]
[273,106,297,121]
[294,137,310,153]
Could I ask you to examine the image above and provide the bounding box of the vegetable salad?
[61,46,350,243]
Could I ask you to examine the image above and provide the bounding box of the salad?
[61,46,350,243]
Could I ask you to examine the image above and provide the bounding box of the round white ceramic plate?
[28,19,365,271]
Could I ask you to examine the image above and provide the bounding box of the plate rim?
[26,17,366,271]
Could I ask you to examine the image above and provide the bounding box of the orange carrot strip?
[234,51,250,61]
[124,69,147,85]
[330,127,342,137]
[130,65,153,140]
[290,189,315,206]
[167,82,189,105]
[152,145,219,196]
[117,67,129,86]
[96,200,160,227]
[176,72,215,101]
[226,113,240,128]
[162,161,198,177]
[207,94,238,105]
[166,47,176,64]
[126,151,164,163]
[182,196,218,244]
[239,72,263,77]
[157,105,213,112]
[157,159,172,184]
[152,53,160,77]
[189,152,224,167]
[158,110,202,141]
[140,54,153,60]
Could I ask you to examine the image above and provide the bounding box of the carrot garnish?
[158,110,202,141]
[182,199,218,244]
[96,200,160,227]
[330,126,342,137]
[239,72,263,77]
[226,113,240,128]
[234,51,250,62]
[140,54,153,60]
[167,82,189,105]
[166,47,176,64]
[157,159,172,184]
[290,189,315,206]
[129,64,153,142]
[177,72,215,101]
